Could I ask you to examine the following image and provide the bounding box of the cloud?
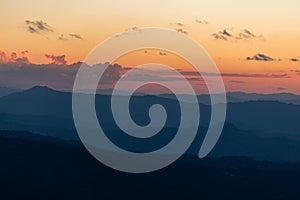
[119,68,203,83]
[230,80,245,84]
[58,34,68,41]
[69,33,83,40]
[124,27,139,31]
[277,87,286,91]
[179,71,201,76]
[25,20,53,34]
[246,54,274,61]
[0,62,80,89]
[170,22,188,34]
[175,28,188,35]
[180,70,290,78]
[212,33,227,40]
[212,28,262,41]
[290,58,299,62]
[195,19,208,24]
[186,77,202,81]
[0,50,30,65]
[236,29,262,40]
[45,54,67,65]
[220,29,232,37]
[121,73,181,82]
[223,73,289,78]
[268,74,289,78]
[170,22,185,27]
[58,33,84,41]
[114,27,140,38]
[212,29,233,40]
[0,60,125,90]
[99,63,122,84]
[0,50,293,92]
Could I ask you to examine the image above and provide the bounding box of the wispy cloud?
[220,29,232,37]
[175,28,188,35]
[212,33,227,40]
[237,29,259,39]
[124,26,139,31]
[69,33,83,40]
[195,19,208,24]
[212,28,263,41]
[170,22,188,35]
[246,54,275,62]
[222,73,289,78]
[180,71,290,78]
[277,87,286,91]
[114,27,140,37]
[58,33,84,41]
[170,22,186,27]
[45,54,67,65]
[25,20,53,34]
[230,80,246,84]
[121,73,179,82]
[212,29,233,40]
[58,34,68,41]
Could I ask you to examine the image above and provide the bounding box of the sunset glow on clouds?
[0,0,300,93]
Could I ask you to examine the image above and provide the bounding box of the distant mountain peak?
[31,85,51,89]
[26,86,56,92]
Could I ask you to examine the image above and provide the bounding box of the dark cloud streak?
[246,54,274,62]
[69,33,83,40]
[170,22,186,27]
[181,71,290,78]
[277,87,286,91]
[290,58,299,62]
[58,33,84,41]
[25,20,53,34]
[195,19,208,24]
[230,80,246,84]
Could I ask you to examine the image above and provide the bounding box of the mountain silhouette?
[0,86,72,118]
[1,129,300,200]
[1,86,300,161]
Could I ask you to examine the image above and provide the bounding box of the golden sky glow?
[1,0,300,93]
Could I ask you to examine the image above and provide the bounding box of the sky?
[0,0,300,93]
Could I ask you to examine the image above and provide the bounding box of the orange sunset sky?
[1,0,300,93]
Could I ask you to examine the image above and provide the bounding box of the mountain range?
[1,86,300,162]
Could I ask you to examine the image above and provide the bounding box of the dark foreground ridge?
[1,130,300,200]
